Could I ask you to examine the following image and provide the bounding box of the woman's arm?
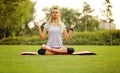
[63,22,76,41]
[34,22,47,40]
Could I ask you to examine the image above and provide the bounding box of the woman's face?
[51,9,60,19]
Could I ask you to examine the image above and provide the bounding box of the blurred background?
[0,0,120,45]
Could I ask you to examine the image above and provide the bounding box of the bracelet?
[70,28,74,31]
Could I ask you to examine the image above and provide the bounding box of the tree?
[60,8,80,31]
[81,1,94,31]
[101,0,114,45]
[80,15,99,31]
[0,0,35,39]
[42,5,100,32]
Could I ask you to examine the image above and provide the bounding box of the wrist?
[38,26,41,29]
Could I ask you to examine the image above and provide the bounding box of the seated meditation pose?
[21,6,96,55]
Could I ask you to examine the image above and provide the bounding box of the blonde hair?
[47,5,63,30]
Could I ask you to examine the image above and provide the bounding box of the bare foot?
[20,52,38,55]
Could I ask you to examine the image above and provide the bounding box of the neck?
[52,18,59,23]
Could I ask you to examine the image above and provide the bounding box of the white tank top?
[44,23,66,48]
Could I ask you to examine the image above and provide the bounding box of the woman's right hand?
[34,22,40,28]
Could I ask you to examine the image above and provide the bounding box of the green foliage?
[0,36,47,45]
[79,15,100,31]
[82,1,94,13]
[0,30,120,45]
[64,30,120,45]
[80,2,100,31]
[60,8,79,30]
[102,0,114,23]
[102,0,114,45]
[0,0,35,39]
[42,4,100,32]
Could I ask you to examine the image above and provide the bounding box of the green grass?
[0,45,120,73]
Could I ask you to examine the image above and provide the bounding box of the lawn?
[0,45,120,73]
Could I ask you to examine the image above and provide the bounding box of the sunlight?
[31,0,120,29]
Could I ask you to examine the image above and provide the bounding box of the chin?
[53,17,58,19]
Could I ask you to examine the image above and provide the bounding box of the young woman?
[21,6,96,55]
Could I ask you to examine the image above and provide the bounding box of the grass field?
[0,45,120,73]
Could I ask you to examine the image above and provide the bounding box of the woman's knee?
[41,44,46,49]
[38,48,46,55]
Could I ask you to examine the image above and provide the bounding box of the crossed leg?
[20,44,71,55]
[41,44,69,55]
[20,45,96,55]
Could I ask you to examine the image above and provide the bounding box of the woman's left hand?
[70,22,76,29]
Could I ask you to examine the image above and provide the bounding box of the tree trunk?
[2,32,6,39]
